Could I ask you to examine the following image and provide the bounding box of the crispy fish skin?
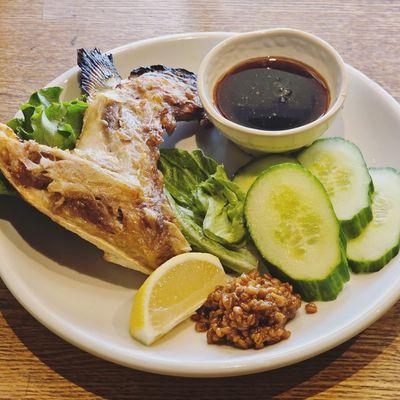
[0,50,205,273]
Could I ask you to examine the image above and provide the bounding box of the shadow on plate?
[0,197,145,289]
[2,283,399,399]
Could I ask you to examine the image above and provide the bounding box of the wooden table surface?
[0,1,399,398]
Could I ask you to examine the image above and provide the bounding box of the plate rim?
[1,31,400,378]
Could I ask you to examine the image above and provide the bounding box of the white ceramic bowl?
[198,29,348,154]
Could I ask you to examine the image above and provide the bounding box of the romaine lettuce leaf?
[7,87,87,150]
[193,165,247,246]
[166,192,258,274]
[160,148,258,273]
[160,148,247,246]
[159,148,219,208]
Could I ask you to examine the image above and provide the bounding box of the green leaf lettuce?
[7,86,87,150]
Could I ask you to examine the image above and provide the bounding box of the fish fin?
[77,48,121,96]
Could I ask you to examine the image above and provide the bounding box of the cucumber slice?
[298,137,373,238]
[233,155,298,194]
[347,168,400,273]
[245,163,349,301]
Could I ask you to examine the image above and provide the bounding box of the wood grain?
[0,0,399,398]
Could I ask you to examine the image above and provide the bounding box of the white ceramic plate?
[1,32,400,378]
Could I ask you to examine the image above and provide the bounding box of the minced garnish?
[305,302,318,314]
[192,270,302,349]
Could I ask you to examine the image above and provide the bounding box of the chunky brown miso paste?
[215,57,329,131]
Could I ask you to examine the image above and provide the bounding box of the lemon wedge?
[130,252,226,345]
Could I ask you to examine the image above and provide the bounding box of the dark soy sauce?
[215,57,330,131]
